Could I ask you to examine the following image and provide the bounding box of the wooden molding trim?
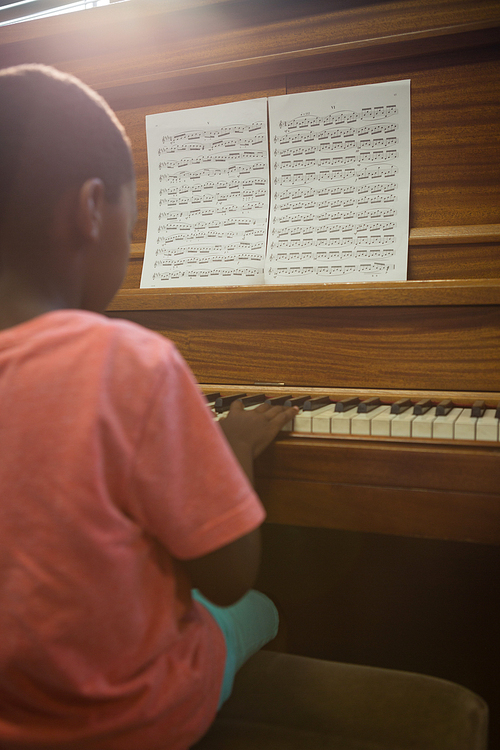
[107,277,500,312]
[409,224,500,246]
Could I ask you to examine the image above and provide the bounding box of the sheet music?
[141,81,411,288]
[141,98,269,288]
[266,81,411,284]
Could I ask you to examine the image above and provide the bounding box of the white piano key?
[411,407,437,438]
[371,406,396,436]
[476,409,500,442]
[294,403,336,433]
[432,408,463,439]
[391,409,416,438]
[351,405,390,436]
[312,405,338,434]
[454,408,477,440]
[330,410,355,435]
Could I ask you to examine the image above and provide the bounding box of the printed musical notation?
[266,81,410,284]
[141,98,269,288]
[141,81,410,288]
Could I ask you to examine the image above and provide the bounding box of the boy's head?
[0,64,134,224]
[0,64,136,314]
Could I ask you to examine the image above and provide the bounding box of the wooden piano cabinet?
[2,0,500,744]
[254,437,500,545]
[108,283,500,546]
[107,289,500,393]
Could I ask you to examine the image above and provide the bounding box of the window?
[0,0,124,27]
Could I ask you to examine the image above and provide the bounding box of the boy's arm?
[181,401,297,606]
[182,528,261,606]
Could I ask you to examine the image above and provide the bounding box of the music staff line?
[152,267,263,281]
[158,164,398,186]
[158,134,266,156]
[274,182,397,201]
[156,169,399,200]
[159,177,267,195]
[273,208,396,222]
[158,192,397,210]
[154,256,263,269]
[157,148,397,180]
[158,151,266,169]
[161,122,265,145]
[273,221,396,235]
[270,247,395,260]
[156,248,264,261]
[158,163,268,182]
[270,236,396,248]
[156,228,266,242]
[156,206,397,225]
[277,135,398,157]
[277,105,398,130]
[153,247,396,267]
[157,212,267,224]
[159,117,398,150]
[275,122,398,146]
[157,145,398,170]
[159,196,266,209]
[275,166,398,185]
[266,261,396,277]
[276,151,398,170]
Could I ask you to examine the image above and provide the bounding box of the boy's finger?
[267,405,298,425]
[228,398,245,413]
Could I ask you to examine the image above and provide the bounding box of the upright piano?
[2,0,500,739]
[2,0,498,545]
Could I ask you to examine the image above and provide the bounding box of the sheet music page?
[266,80,411,284]
[140,98,269,288]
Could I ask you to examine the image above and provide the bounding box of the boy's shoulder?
[32,308,172,350]
[1,308,178,381]
[57,308,178,371]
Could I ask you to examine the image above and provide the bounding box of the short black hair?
[0,64,134,230]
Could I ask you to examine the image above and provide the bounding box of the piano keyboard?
[205,392,500,444]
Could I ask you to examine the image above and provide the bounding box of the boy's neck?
[0,271,68,332]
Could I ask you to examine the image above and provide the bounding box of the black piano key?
[240,394,267,407]
[413,398,433,415]
[495,404,500,419]
[215,393,247,413]
[204,392,221,404]
[266,395,294,405]
[358,397,381,413]
[471,400,486,418]
[335,397,360,413]
[390,398,413,415]
[436,399,453,416]
[284,396,310,408]
[303,396,332,411]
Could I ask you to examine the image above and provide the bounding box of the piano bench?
[192,651,488,750]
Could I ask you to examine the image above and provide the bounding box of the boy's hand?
[218,399,298,483]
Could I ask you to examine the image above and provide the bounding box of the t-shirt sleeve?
[121,339,265,561]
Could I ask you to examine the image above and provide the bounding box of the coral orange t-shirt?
[0,310,265,750]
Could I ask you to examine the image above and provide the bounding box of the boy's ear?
[76,178,106,243]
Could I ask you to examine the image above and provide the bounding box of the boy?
[0,64,296,749]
